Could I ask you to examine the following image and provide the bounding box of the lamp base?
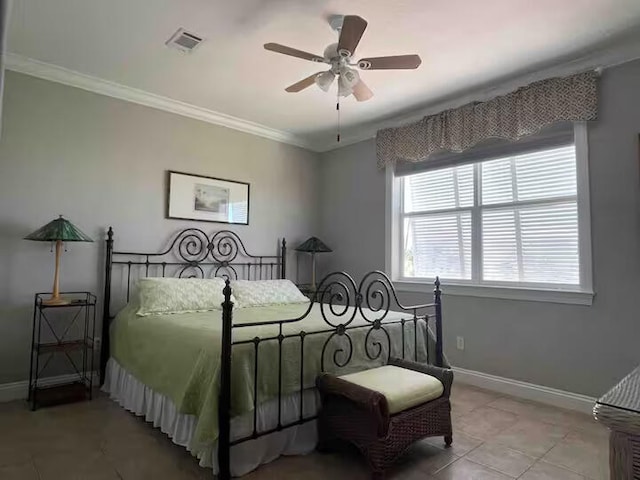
[42,296,70,306]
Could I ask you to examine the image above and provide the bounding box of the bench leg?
[316,438,335,453]
[444,435,453,447]
[316,420,337,453]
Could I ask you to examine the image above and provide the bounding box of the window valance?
[376,70,598,170]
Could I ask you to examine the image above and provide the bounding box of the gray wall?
[0,72,320,384]
[319,59,640,398]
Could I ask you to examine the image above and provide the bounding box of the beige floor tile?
[520,461,587,480]
[390,470,437,480]
[434,458,513,479]
[17,428,103,459]
[395,441,460,475]
[0,461,40,480]
[488,396,542,413]
[491,418,569,458]
[0,439,33,468]
[568,416,610,440]
[422,431,483,457]
[0,403,36,431]
[100,429,167,458]
[243,452,369,480]
[542,430,609,480]
[34,450,121,480]
[489,397,599,432]
[465,442,535,477]
[566,428,609,449]
[450,385,501,416]
[0,386,613,480]
[111,452,198,480]
[455,407,519,440]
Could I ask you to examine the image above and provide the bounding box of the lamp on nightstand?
[25,215,93,306]
[295,236,332,291]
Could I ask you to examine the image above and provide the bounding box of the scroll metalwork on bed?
[311,270,443,372]
[105,227,286,305]
[220,269,444,452]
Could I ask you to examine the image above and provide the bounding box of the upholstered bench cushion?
[338,365,444,414]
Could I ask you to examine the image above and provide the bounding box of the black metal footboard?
[217,271,444,480]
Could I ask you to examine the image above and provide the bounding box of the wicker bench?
[316,357,453,479]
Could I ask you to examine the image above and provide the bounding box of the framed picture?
[167,171,250,225]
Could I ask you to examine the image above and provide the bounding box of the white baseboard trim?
[0,372,100,403]
[452,366,596,414]
[1,367,595,415]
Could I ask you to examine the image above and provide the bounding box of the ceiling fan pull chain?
[336,94,341,143]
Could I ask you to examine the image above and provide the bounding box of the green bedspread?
[110,303,430,457]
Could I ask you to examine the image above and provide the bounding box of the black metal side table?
[296,283,317,300]
[28,292,97,410]
[296,283,334,301]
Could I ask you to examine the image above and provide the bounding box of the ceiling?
[8,0,640,150]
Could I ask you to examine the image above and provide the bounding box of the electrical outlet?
[456,336,465,350]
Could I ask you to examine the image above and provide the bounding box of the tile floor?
[0,384,610,479]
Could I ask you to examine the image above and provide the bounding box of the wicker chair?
[593,365,640,479]
[316,357,454,479]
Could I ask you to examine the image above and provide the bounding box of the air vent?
[166,28,203,53]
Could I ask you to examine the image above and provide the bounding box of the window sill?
[393,280,594,306]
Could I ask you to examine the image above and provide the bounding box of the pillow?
[136,277,235,316]
[231,279,309,308]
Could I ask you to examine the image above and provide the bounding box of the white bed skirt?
[103,358,319,477]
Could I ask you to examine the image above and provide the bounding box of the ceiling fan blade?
[285,72,325,92]
[264,43,325,63]
[337,15,368,57]
[358,54,422,70]
[351,79,374,102]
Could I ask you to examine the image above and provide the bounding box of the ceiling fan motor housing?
[324,43,353,74]
[328,15,344,33]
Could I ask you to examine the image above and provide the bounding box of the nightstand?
[28,292,97,410]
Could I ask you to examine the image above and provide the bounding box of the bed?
[99,228,445,479]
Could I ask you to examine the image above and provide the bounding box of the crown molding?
[5,53,318,151]
[7,30,640,156]
[316,33,640,153]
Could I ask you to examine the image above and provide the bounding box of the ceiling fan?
[264,15,422,102]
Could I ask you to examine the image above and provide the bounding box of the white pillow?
[136,277,235,316]
[232,279,309,308]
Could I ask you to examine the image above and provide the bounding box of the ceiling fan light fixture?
[315,71,335,92]
[337,67,360,97]
[337,76,353,97]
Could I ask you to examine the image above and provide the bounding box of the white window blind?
[401,144,582,288]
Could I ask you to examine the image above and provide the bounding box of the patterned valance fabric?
[376,71,598,169]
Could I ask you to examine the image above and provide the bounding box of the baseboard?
[0,372,100,403]
[2,368,595,414]
[452,366,596,414]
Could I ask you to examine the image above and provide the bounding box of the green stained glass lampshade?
[24,215,93,242]
[295,236,332,253]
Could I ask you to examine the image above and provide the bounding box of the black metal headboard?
[99,227,286,382]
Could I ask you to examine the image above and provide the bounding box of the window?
[389,124,592,304]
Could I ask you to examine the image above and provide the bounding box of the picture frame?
[166,171,250,225]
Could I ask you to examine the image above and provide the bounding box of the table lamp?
[25,215,93,305]
[295,237,332,290]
